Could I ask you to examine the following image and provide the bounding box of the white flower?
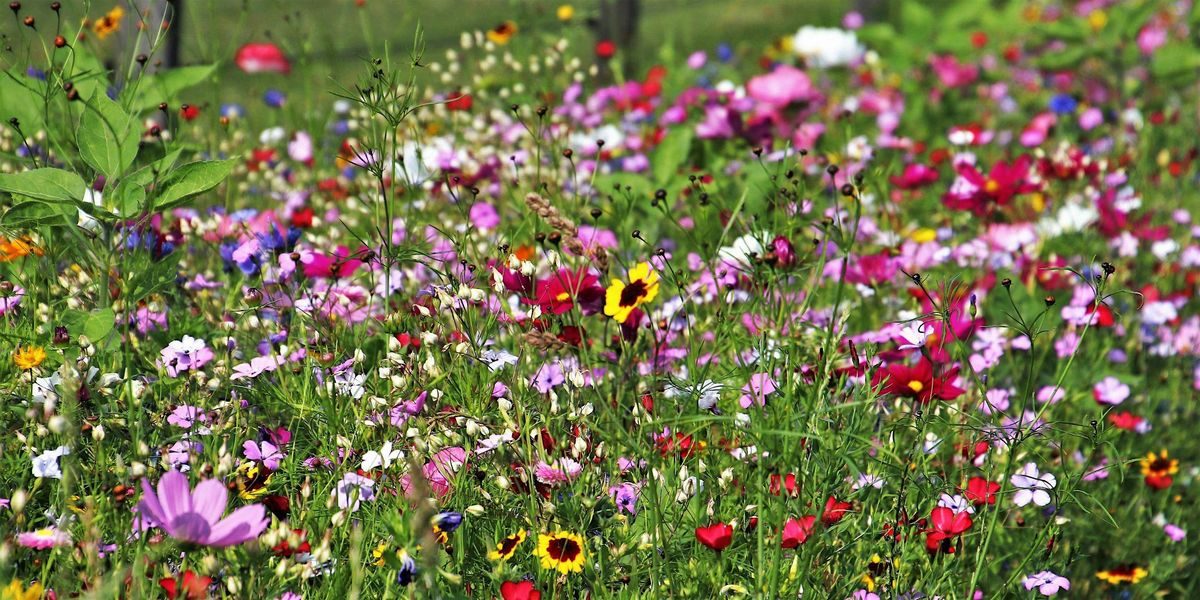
[32,446,70,479]
[360,440,404,472]
[897,322,931,350]
[717,233,770,268]
[938,493,975,515]
[852,473,886,491]
[792,26,865,68]
[1011,462,1056,507]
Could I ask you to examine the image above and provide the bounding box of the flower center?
[546,537,581,562]
[619,280,648,307]
[907,380,925,393]
[984,179,1000,193]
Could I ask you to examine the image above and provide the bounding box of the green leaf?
[153,159,234,210]
[1,199,73,227]
[0,70,46,133]
[0,168,86,203]
[652,128,692,185]
[130,65,217,112]
[78,92,141,180]
[901,2,935,39]
[83,307,115,341]
[1151,43,1200,80]
[1034,46,1088,71]
[113,178,147,217]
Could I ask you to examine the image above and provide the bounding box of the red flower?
[235,42,291,74]
[159,570,211,600]
[290,207,314,229]
[500,580,542,600]
[695,522,734,551]
[821,496,852,526]
[924,507,973,554]
[769,473,798,497]
[942,155,1040,215]
[180,105,200,121]
[595,39,617,59]
[446,91,473,111]
[873,360,966,404]
[890,163,939,190]
[965,476,999,505]
[1108,411,1145,432]
[781,515,816,548]
[527,268,603,315]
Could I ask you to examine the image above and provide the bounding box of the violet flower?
[136,470,269,547]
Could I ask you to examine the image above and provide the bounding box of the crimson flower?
[873,360,965,403]
[159,570,211,600]
[695,522,734,551]
[500,580,542,600]
[965,476,999,506]
[891,163,939,190]
[822,496,852,526]
[234,42,291,74]
[769,472,798,497]
[943,155,1040,214]
[924,507,973,554]
[528,268,603,315]
[781,515,816,548]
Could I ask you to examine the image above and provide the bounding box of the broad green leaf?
[79,92,141,180]
[130,65,217,112]
[153,159,235,209]
[1,199,73,227]
[1151,43,1200,80]
[83,307,116,341]
[113,178,148,217]
[0,168,86,203]
[652,127,692,185]
[0,70,46,133]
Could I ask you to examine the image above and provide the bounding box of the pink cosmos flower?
[534,457,583,485]
[235,42,291,74]
[1093,376,1130,405]
[740,372,778,408]
[243,440,285,470]
[746,65,817,109]
[136,470,270,547]
[17,527,71,549]
[400,447,467,499]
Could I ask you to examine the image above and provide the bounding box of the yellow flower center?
[907,380,925,393]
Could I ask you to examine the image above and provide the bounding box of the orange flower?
[487,21,517,45]
[92,6,124,40]
[13,346,46,371]
[0,236,43,262]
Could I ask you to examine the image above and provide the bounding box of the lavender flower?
[136,470,269,547]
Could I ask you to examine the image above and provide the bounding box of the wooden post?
[596,0,640,78]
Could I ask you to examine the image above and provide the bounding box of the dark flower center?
[546,537,581,562]
[497,535,520,556]
[619,281,648,307]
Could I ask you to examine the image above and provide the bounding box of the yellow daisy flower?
[13,346,46,371]
[534,531,585,574]
[604,262,659,324]
[487,528,526,561]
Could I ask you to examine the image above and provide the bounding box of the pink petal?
[207,505,269,547]
[157,470,193,524]
[190,479,229,525]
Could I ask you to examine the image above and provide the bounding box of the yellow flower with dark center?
[487,21,517,45]
[93,7,125,40]
[604,262,659,324]
[534,531,585,574]
[13,346,46,371]
[487,529,526,561]
[1096,565,1147,585]
[229,461,272,500]
[3,580,44,600]
[1141,449,1179,478]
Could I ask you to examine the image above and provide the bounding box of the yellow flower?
[604,262,659,324]
[2,580,43,600]
[1087,9,1108,31]
[556,5,574,21]
[909,228,937,243]
[486,21,517,45]
[487,528,526,561]
[1096,565,1147,585]
[93,6,125,40]
[1140,449,1179,478]
[13,346,46,371]
[533,531,585,574]
[231,461,272,499]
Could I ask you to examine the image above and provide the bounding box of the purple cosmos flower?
[1021,571,1070,596]
[244,440,285,470]
[740,372,778,408]
[136,470,269,547]
[159,336,214,377]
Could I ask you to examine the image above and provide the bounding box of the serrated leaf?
[0,168,86,203]
[78,92,141,180]
[153,159,234,210]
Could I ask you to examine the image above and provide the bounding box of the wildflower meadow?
[1,0,1199,598]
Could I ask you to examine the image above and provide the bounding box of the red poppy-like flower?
[1108,411,1145,432]
[695,522,734,551]
[159,570,211,600]
[965,476,999,505]
[924,507,973,554]
[500,580,542,600]
[596,39,617,59]
[781,515,816,548]
[446,91,473,111]
[873,360,966,403]
[822,496,852,526]
[290,207,314,229]
[528,268,603,315]
[769,472,798,497]
[180,105,200,121]
[235,42,291,74]
[943,155,1040,215]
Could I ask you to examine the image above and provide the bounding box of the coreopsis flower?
[136,470,269,547]
[2,580,44,600]
[695,522,734,551]
[1010,463,1056,507]
[1140,449,1178,490]
[1095,565,1148,585]
[1022,571,1070,596]
[487,529,527,561]
[229,461,273,500]
[13,345,46,370]
[487,21,517,45]
[92,6,124,39]
[604,262,660,324]
[534,531,585,574]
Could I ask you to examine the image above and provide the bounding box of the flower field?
[1,0,1199,598]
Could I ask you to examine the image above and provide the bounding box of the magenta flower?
[136,471,269,547]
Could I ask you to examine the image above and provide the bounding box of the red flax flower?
[873,360,965,404]
[695,522,734,551]
[822,496,852,526]
[924,507,973,554]
[781,515,816,548]
[943,155,1040,215]
[500,580,542,600]
[965,476,1000,506]
[159,570,211,600]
